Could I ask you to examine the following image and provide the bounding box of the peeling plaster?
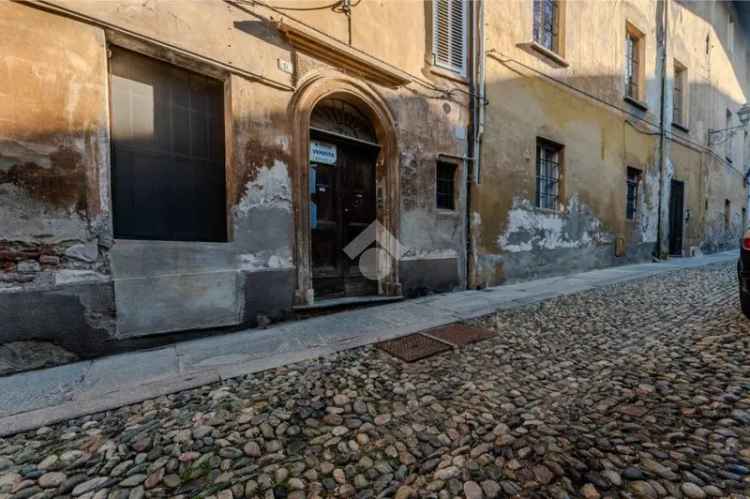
[637,166,660,243]
[54,270,109,286]
[233,160,292,217]
[498,196,612,253]
[238,252,293,271]
[0,139,56,170]
[400,249,457,261]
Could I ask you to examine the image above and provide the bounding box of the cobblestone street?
[1,262,749,499]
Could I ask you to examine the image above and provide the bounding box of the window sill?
[519,41,570,68]
[624,95,649,111]
[672,122,689,133]
[436,208,459,216]
[533,206,563,215]
[428,65,469,85]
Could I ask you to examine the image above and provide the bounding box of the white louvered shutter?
[433,0,467,76]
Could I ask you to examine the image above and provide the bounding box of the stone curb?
[0,251,736,436]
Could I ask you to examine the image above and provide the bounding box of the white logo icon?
[343,221,405,281]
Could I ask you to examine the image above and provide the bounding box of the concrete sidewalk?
[0,251,736,436]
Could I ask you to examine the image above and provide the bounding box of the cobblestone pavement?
[1,262,749,499]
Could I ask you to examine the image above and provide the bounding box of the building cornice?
[274,18,411,88]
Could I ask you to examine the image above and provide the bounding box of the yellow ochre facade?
[0,0,748,351]
[473,0,750,286]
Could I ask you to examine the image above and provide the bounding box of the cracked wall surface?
[1,0,469,347]
[475,0,748,286]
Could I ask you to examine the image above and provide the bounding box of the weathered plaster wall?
[667,1,748,254]
[391,90,468,295]
[0,3,116,348]
[669,142,706,254]
[478,0,661,285]
[703,156,747,252]
[1,0,469,346]
[0,3,111,281]
[476,0,748,285]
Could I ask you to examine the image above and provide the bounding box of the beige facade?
[472,0,750,286]
[0,0,748,352]
[0,0,471,349]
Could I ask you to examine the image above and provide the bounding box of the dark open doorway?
[669,179,685,256]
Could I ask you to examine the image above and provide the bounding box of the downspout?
[466,0,485,289]
[655,0,669,258]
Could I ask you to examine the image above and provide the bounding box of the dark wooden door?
[310,132,378,299]
[669,180,685,256]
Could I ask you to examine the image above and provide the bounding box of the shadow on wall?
[475,52,747,286]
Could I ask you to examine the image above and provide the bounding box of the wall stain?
[236,137,290,206]
[0,146,87,213]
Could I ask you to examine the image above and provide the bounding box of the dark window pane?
[625,32,640,99]
[436,161,456,210]
[110,47,227,242]
[534,0,558,52]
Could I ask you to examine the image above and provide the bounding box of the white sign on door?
[310,140,337,165]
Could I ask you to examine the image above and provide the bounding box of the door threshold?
[293,295,404,312]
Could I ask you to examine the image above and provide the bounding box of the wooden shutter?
[433,0,467,76]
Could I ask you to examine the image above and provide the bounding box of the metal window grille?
[626,167,641,220]
[433,0,467,76]
[535,140,562,210]
[673,65,684,124]
[625,32,640,99]
[533,0,559,52]
[436,161,456,210]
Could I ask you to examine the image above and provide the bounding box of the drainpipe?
[655,0,670,259]
[466,0,485,290]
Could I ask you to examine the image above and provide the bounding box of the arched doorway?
[309,97,380,298]
[289,73,401,305]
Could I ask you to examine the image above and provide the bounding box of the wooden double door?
[310,131,379,299]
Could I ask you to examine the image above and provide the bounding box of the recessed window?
[535,139,563,210]
[110,47,227,242]
[673,61,687,126]
[729,17,735,56]
[625,24,644,101]
[436,161,457,210]
[533,0,560,53]
[725,199,731,231]
[433,0,468,76]
[626,167,642,220]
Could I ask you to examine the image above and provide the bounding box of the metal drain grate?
[376,333,452,362]
[422,324,496,347]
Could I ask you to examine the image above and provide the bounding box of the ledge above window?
[518,41,569,68]
[672,121,689,133]
[624,95,648,112]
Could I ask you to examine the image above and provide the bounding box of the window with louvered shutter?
[433,0,467,76]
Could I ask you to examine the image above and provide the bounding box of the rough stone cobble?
[0,262,749,498]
